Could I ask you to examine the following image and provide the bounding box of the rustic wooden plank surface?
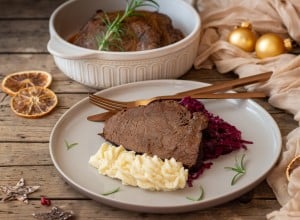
[0,199,281,220]
[0,20,49,53]
[0,0,296,219]
[0,0,66,19]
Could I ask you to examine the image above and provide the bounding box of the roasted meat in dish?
[102,100,208,168]
[69,10,184,51]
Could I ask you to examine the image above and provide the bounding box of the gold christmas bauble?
[228,22,257,52]
[255,33,292,59]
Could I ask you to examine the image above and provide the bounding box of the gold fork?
[89,71,272,111]
[89,92,266,111]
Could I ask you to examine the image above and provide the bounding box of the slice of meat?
[102,100,208,168]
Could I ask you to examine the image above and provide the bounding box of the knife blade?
[87,111,116,122]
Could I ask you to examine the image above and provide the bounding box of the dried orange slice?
[10,86,58,118]
[1,70,52,96]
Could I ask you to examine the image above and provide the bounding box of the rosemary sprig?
[97,0,159,51]
[64,140,78,150]
[186,185,204,201]
[225,154,246,185]
[101,187,120,196]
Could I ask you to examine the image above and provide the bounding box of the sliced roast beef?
[102,100,208,168]
[69,10,184,51]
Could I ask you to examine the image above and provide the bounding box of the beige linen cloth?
[188,0,300,219]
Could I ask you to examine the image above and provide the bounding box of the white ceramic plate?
[49,80,281,213]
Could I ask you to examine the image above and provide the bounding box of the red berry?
[40,196,51,206]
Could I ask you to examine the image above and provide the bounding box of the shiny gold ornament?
[228,21,257,52]
[255,33,292,59]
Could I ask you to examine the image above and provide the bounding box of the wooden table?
[0,0,297,219]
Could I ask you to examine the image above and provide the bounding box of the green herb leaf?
[97,0,159,51]
[101,187,120,196]
[225,154,246,185]
[64,140,78,150]
[186,185,204,201]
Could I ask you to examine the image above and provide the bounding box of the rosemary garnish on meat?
[225,154,246,185]
[97,0,159,51]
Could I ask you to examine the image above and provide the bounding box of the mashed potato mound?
[89,142,188,191]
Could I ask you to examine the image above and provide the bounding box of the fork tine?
[89,94,127,108]
[89,95,124,111]
[89,98,121,111]
[89,96,120,111]
[89,98,112,110]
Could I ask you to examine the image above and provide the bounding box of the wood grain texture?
[0,0,66,19]
[0,199,280,220]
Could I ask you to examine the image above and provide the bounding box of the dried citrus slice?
[1,70,52,96]
[10,86,58,118]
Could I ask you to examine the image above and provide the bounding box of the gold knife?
[87,111,117,122]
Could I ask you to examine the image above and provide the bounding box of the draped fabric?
[188,0,300,218]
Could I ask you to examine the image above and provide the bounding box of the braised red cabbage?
[179,97,252,186]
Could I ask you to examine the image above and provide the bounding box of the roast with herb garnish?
[69,10,184,51]
[102,100,208,168]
